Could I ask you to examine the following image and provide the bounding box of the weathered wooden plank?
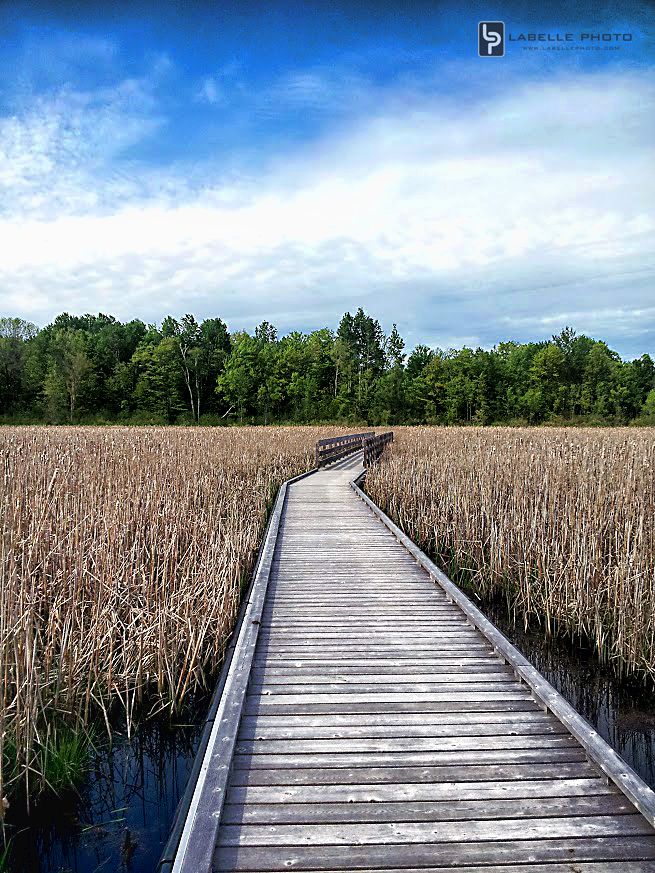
[266,591,443,597]
[259,627,474,635]
[228,760,598,786]
[276,589,447,604]
[248,692,534,707]
[250,671,515,684]
[264,612,475,625]
[272,571,452,580]
[264,593,450,598]
[268,573,440,579]
[258,648,488,658]
[253,653,498,663]
[251,682,521,697]
[267,575,433,582]
[238,719,568,740]
[274,541,415,545]
[234,736,578,755]
[256,632,482,641]
[256,645,496,655]
[266,591,446,596]
[240,710,558,728]
[260,635,485,644]
[220,794,633,825]
[251,672,515,684]
[253,665,506,675]
[266,600,444,605]
[244,700,543,715]
[261,619,465,625]
[258,635,489,643]
[260,618,471,626]
[214,835,655,870]
[274,543,413,548]
[267,574,436,580]
[216,863,655,873]
[226,777,615,805]
[260,611,461,618]
[252,657,501,668]
[264,601,450,608]
[232,747,586,770]
[265,587,447,592]
[268,593,435,598]
[272,550,419,556]
[268,578,439,584]
[251,661,506,673]
[272,561,421,567]
[261,608,457,615]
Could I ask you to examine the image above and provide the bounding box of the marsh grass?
[365,426,655,685]
[0,425,341,811]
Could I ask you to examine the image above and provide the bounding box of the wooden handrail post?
[363,431,394,468]
[315,432,375,468]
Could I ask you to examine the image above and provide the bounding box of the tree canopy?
[0,311,653,426]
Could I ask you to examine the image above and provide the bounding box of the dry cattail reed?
[0,425,345,806]
[365,426,655,685]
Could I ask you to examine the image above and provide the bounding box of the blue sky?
[0,0,653,357]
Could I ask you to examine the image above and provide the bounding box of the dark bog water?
[482,599,655,791]
[4,699,208,873]
[5,607,655,871]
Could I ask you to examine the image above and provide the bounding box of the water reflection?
[6,701,207,873]
[483,601,655,792]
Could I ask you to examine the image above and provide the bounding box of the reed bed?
[0,425,336,807]
[365,427,655,684]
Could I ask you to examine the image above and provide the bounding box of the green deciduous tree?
[0,317,38,415]
[132,336,186,422]
[0,307,651,427]
[217,333,260,423]
[530,344,566,419]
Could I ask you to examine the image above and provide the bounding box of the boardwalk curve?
[164,448,655,873]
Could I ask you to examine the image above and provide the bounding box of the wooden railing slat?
[363,432,394,467]
[315,432,374,467]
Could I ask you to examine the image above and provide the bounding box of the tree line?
[1,310,654,426]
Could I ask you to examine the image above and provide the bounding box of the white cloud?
[0,67,653,356]
[196,77,223,105]
[15,32,119,89]
[0,76,164,220]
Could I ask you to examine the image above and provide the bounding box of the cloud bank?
[0,59,653,357]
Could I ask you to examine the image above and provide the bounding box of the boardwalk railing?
[363,431,394,467]
[315,431,374,467]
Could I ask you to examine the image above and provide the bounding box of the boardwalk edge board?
[350,469,655,830]
[160,466,318,873]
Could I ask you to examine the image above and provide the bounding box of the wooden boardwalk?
[168,450,655,873]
